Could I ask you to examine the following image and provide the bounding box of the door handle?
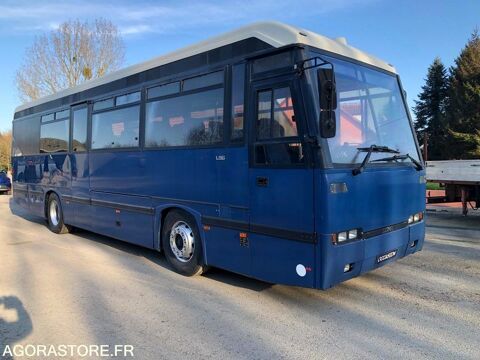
[256,176,269,187]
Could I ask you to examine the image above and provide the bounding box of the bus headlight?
[408,212,423,224]
[332,229,360,245]
[338,231,347,242]
[348,229,358,240]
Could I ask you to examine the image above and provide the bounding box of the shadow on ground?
[0,296,32,360]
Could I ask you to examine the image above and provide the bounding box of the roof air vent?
[335,37,348,45]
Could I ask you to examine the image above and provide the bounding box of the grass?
[427,182,444,190]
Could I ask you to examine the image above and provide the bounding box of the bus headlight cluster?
[332,229,360,245]
[408,212,424,224]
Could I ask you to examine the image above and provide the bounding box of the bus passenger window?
[40,120,69,153]
[145,88,224,147]
[91,106,140,149]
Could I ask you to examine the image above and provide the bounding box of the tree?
[413,57,449,160]
[0,130,12,171]
[446,29,480,159]
[16,19,125,103]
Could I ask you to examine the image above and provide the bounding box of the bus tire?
[46,193,71,234]
[162,209,206,276]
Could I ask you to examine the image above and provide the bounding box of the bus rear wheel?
[47,193,71,234]
[162,210,206,276]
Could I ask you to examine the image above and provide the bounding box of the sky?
[0,0,479,131]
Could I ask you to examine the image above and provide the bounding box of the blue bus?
[11,22,425,289]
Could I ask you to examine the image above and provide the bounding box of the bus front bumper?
[318,221,425,289]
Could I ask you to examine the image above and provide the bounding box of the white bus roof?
[15,21,396,113]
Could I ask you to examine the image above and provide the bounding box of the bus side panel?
[27,156,46,218]
[197,146,252,276]
[142,149,219,205]
[146,146,252,272]
[12,157,29,210]
[90,191,154,248]
[250,235,316,288]
[89,151,154,248]
[68,152,91,229]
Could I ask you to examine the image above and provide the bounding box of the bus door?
[248,77,316,287]
[68,103,91,228]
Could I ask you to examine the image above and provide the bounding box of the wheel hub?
[49,199,60,227]
[169,221,194,262]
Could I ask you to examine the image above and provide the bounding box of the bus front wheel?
[46,193,71,234]
[162,210,206,276]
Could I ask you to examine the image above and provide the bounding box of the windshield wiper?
[352,144,400,176]
[370,153,423,171]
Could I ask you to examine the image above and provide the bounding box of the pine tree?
[413,57,448,160]
[447,29,480,159]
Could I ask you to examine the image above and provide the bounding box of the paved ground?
[0,194,479,360]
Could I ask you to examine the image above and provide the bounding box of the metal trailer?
[426,160,480,215]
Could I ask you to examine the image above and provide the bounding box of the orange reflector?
[203,225,211,231]
[239,232,248,239]
[331,233,338,244]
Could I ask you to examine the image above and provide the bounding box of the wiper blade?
[357,145,400,154]
[352,144,400,176]
[371,153,423,171]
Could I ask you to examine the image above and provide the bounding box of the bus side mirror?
[320,111,336,138]
[317,68,337,138]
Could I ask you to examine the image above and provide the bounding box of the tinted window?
[256,87,297,139]
[55,109,69,120]
[93,98,114,111]
[146,88,224,147]
[92,106,140,149]
[253,52,293,74]
[41,113,54,123]
[40,120,69,153]
[148,82,180,99]
[116,91,141,106]
[12,117,40,156]
[231,64,245,140]
[72,107,88,152]
[183,71,223,91]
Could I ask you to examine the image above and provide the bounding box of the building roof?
[15,21,396,113]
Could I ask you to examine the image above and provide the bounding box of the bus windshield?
[320,56,419,165]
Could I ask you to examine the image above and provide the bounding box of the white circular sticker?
[296,264,306,277]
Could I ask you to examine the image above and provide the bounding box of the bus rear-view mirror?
[317,68,337,138]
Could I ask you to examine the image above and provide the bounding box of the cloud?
[120,24,154,36]
[0,0,378,36]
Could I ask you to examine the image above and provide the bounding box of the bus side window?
[40,119,69,153]
[231,64,245,141]
[254,86,303,166]
[72,107,88,152]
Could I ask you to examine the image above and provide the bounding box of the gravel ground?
[0,194,479,360]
